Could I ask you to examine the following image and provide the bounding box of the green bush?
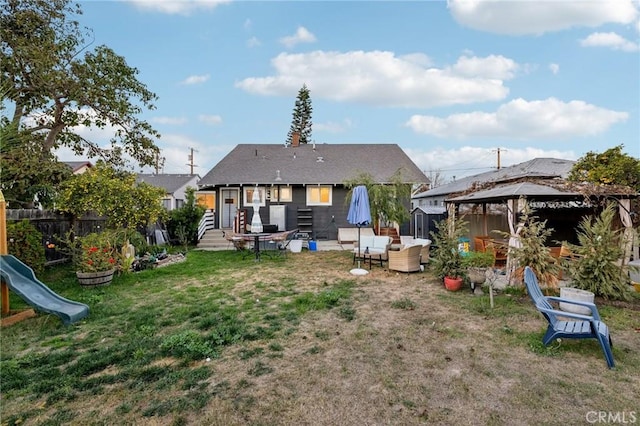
[7,220,45,273]
[166,188,205,247]
[565,204,632,300]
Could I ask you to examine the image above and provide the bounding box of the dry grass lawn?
[2,250,639,425]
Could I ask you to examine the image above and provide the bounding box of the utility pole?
[154,152,165,174]
[187,147,198,175]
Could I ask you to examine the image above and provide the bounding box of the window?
[175,199,184,209]
[306,186,332,206]
[243,187,266,207]
[196,193,216,210]
[271,186,292,202]
[162,198,172,210]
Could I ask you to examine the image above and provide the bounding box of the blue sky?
[59,0,639,182]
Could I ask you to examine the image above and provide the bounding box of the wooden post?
[1,190,9,315]
[0,190,36,324]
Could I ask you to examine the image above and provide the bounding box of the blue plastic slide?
[0,255,89,325]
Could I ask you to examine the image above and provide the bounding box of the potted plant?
[462,250,494,289]
[74,231,118,287]
[430,215,469,291]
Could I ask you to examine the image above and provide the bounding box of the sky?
[57,0,640,183]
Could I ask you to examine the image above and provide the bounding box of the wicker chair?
[388,244,423,273]
[413,238,431,265]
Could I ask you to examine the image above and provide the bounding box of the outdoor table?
[240,233,272,261]
[352,248,385,269]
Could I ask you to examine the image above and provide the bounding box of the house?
[197,140,428,240]
[63,161,93,175]
[136,174,200,211]
[413,158,576,209]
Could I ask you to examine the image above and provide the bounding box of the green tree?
[1,0,161,169]
[56,162,166,230]
[286,84,313,145]
[0,81,71,208]
[568,145,640,191]
[344,170,412,231]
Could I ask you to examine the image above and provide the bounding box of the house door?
[414,212,423,239]
[220,189,239,229]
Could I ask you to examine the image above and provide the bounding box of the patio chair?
[224,231,247,251]
[388,244,422,273]
[523,266,614,369]
[485,240,507,268]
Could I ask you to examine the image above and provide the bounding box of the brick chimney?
[292,131,300,147]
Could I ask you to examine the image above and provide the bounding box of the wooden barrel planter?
[76,269,115,287]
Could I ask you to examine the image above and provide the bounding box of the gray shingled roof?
[63,161,92,172]
[198,143,428,187]
[447,180,638,204]
[136,174,200,193]
[413,158,576,198]
[446,182,581,204]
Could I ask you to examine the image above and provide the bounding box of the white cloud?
[549,63,560,74]
[580,32,639,52]
[405,146,577,181]
[146,134,233,174]
[235,51,511,108]
[128,0,230,16]
[405,97,628,140]
[450,54,519,80]
[315,119,352,134]
[279,26,317,48]
[151,116,188,125]
[247,36,261,48]
[180,74,210,85]
[198,114,223,125]
[448,0,638,35]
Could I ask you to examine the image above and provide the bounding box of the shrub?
[565,204,632,300]
[430,215,468,280]
[7,220,45,273]
[166,187,205,247]
[503,202,559,289]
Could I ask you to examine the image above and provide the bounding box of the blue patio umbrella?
[347,185,372,226]
[347,185,372,275]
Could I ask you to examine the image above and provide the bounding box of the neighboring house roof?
[413,158,576,199]
[411,206,447,215]
[447,180,638,204]
[136,174,200,194]
[198,143,428,187]
[63,161,93,174]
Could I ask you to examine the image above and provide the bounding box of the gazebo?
[444,179,639,284]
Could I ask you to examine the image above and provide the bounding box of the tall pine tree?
[286,84,313,144]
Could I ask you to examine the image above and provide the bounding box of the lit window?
[272,186,293,202]
[196,193,216,210]
[306,186,332,206]
[244,187,266,207]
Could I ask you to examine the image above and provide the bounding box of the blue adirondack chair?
[523,266,615,369]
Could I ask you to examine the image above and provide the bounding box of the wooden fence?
[6,210,107,263]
